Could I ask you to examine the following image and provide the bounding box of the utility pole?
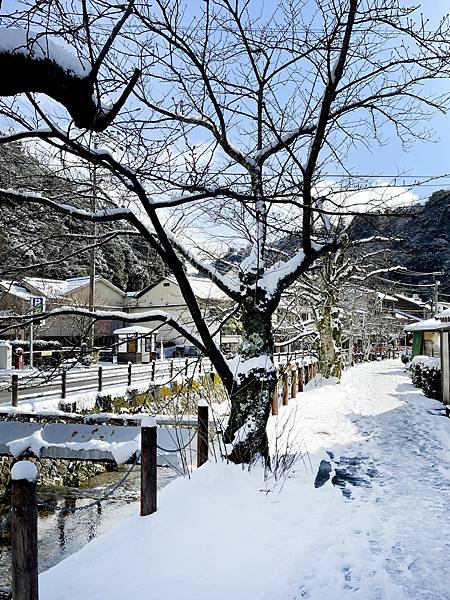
[432,277,441,316]
[29,297,44,369]
[88,139,98,351]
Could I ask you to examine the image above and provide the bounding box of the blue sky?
[1,0,450,201]
[341,1,450,196]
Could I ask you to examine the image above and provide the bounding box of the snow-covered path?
[332,361,450,600]
[39,360,450,600]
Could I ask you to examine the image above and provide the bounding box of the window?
[144,337,152,352]
[163,282,170,287]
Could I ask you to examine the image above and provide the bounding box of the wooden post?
[271,382,278,416]
[98,366,103,392]
[140,418,157,517]
[127,363,132,386]
[61,370,67,399]
[282,372,289,406]
[11,374,18,407]
[185,358,189,377]
[11,461,39,600]
[291,368,297,399]
[298,365,304,392]
[170,360,174,378]
[199,358,202,374]
[304,364,309,385]
[197,402,209,467]
[151,360,156,380]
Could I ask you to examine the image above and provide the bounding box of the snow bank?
[40,360,434,600]
[40,460,405,600]
[6,425,140,465]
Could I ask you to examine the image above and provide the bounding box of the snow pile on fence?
[3,422,141,464]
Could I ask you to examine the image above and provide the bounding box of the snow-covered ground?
[39,360,450,600]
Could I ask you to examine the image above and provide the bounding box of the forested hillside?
[0,143,164,291]
[351,191,450,297]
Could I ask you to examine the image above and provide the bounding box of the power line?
[394,269,444,277]
[376,276,436,288]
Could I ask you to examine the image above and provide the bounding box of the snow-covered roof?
[24,276,92,298]
[113,326,154,335]
[24,276,124,298]
[394,312,409,321]
[394,293,430,309]
[0,280,32,301]
[394,309,422,322]
[406,317,447,332]
[405,306,450,332]
[188,277,227,301]
[133,276,227,302]
[377,292,398,302]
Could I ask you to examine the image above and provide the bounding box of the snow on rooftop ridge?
[0,28,89,77]
[405,317,446,332]
[394,293,430,308]
[23,276,102,298]
[0,280,33,300]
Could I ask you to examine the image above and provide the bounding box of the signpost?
[30,297,45,369]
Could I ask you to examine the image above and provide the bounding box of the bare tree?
[0,0,449,463]
[298,236,404,377]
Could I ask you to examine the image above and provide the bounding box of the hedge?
[408,356,442,401]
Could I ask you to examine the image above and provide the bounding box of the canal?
[0,465,178,598]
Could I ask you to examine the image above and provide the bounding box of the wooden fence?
[3,403,210,600]
[271,360,319,416]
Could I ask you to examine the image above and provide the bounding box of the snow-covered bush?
[409,361,423,388]
[408,356,442,401]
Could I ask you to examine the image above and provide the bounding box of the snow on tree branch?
[0,186,132,220]
[0,19,139,131]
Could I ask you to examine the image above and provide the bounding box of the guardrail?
[1,356,213,405]
[2,351,313,407]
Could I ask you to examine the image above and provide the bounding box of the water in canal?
[0,465,178,598]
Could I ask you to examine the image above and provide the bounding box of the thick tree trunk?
[317,301,344,379]
[223,294,276,464]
